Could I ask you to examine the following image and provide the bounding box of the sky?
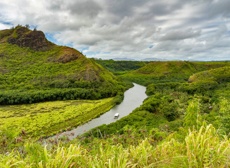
[0,0,230,61]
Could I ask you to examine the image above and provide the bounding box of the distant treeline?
[0,82,128,105]
[93,59,148,73]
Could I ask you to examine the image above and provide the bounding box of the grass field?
[0,98,115,139]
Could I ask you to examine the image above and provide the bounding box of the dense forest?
[0,26,229,167]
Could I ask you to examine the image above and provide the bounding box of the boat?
[114,113,119,118]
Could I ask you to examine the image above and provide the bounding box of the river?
[51,83,147,140]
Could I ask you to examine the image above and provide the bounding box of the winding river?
[51,83,147,140]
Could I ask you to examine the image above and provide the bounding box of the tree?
[25,24,30,29]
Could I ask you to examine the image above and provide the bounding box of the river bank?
[49,83,147,140]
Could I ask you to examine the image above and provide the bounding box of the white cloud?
[0,0,230,60]
[0,23,11,30]
[159,28,201,41]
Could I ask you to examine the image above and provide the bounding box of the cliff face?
[7,26,53,51]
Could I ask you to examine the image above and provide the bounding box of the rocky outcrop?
[7,26,53,51]
[57,47,82,63]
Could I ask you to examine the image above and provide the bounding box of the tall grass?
[0,123,229,168]
[0,98,229,167]
[185,125,229,168]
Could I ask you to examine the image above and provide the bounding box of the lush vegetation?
[83,61,230,141]
[93,59,147,75]
[0,26,127,105]
[0,97,117,152]
[0,59,229,167]
[119,61,230,85]
[0,100,229,168]
[67,62,229,167]
[0,26,229,167]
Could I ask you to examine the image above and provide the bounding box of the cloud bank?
[0,0,230,60]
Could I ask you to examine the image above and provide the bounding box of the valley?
[0,26,229,167]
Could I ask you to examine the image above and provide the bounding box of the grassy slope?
[0,26,126,152]
[188,66,230,83]
[0,26,124,104]
[75,61,230,166]
[0,60,229,167]
[93,59,148,74]
[0,106,229,168]
[0,27,229,167]
[71,61,230,144]
[0,98,115,139]
[120,61,230,85]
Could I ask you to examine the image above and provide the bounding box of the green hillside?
[0,26,229,168]
[120,61,230,85]
[188,66,230,83]
[0,26,126,104]
[1,62,229,167]
[93,59,148,74]
[178,66,230,94]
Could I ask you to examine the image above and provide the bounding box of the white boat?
[114,113,119,118]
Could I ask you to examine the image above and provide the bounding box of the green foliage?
[184,124,229,168]
[0,83,126,105]
[80,60,230,158]
[137,96,160,112]
[24,143,49,166]
[120,61,229,86]
[183,99,203,129]
[93,59,147,74]
[0,27,126,104]
[137,92,184,121]
[1,34,230,167]
[83,110,167,141]
[75,60,230,165]
[0,98,116,142]
[214,98,230,134]
[0,127,21,152]
[176,66,228,94]
[188,66,230,83]
[0,124,229,168]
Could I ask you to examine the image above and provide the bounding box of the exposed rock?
[56,47,83,63]
[7,26,53,51]
[57,52,80,63]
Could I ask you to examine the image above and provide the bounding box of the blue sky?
[0,0,230,61]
